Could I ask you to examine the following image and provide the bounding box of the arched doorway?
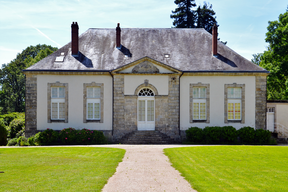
[137,88,155,130]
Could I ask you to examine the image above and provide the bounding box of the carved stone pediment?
[132,61,159,73]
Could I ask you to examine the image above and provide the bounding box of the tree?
[256,9,288,100]
[251,53,263,66]
[0,44,58,113]
[171,1,217,34]
[195,2,217,34]
[170,0,197,28]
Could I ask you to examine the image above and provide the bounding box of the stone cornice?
[23,71,111,76]
[182,72,269,76]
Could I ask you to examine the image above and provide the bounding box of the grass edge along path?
[164,146,288,192]
[0,147,125,192]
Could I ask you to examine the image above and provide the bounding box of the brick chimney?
[116,23,121,48]
[212,24,218,56]
[71,22,79,56]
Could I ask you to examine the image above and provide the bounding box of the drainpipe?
[178,72,184,142]
[109,71,114,137]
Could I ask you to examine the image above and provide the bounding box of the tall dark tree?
[170,0,197,28]
[195,2,217,34]
[0,44,58,113]
[171,1,217,34]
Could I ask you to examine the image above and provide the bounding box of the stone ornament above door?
[134,79,159,96]
[132,60,159,73]
[111,56,182,74]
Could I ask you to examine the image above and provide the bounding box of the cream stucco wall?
[180,75,256,130]
[37,74,112,130]
[124,75,169,95]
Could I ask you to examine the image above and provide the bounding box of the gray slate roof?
[26,28,267,73]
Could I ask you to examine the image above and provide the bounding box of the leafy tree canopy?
[253,9,288,100]
[0,44,58,113]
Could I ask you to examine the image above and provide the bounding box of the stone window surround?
[224,83,245,124]
[83,82,104,123]
[47,82,68,123]
[190,82,210,123]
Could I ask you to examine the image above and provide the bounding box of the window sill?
[85,120,101,123]
[50,119,66,123]
[192,120,207,123]
[227,120,242,123]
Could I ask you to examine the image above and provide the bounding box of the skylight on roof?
[164,54,170,58]
[55,52,65,62]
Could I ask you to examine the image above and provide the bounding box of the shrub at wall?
[237,127,256,144]
[34,128,107,145]
[0,119,7,146]
[221,126,237,144]
[203,126,222,144]
[185,126,274,145]
[255,129,271,144]
[28,136,35,146]
[185,127,204,144]
[17,136,29,146]
[34,128,59,145]
[59,128,78,145]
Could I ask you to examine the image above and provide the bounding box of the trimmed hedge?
[34,128,107,145]
[186,127,204,144]
[255,129,271,144]
[185,126,275,145]
[237,127,255,144]
[203,126,222,144]
[221,126,237,144]
[34,128,59,145]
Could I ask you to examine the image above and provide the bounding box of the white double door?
[137,97,155,130]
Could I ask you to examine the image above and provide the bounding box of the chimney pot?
[116,23,121,48]
[212,24,218,56]
[71,22,79,56]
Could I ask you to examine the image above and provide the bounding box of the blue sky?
[0,0,287,65]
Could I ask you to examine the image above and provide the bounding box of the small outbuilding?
[267,100,288,139]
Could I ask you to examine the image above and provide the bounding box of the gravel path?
[101,145,196,192]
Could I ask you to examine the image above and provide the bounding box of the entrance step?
[277,138,288,144]
[118,131,177,144]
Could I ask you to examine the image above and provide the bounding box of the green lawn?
[0,147,125,192]
[164,146,288,192]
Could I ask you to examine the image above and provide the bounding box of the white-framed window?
[227,88,241,120]
[190,83,210,123]
[87,87,101,120]
[51,87,65,120]
[193,87,206,120]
